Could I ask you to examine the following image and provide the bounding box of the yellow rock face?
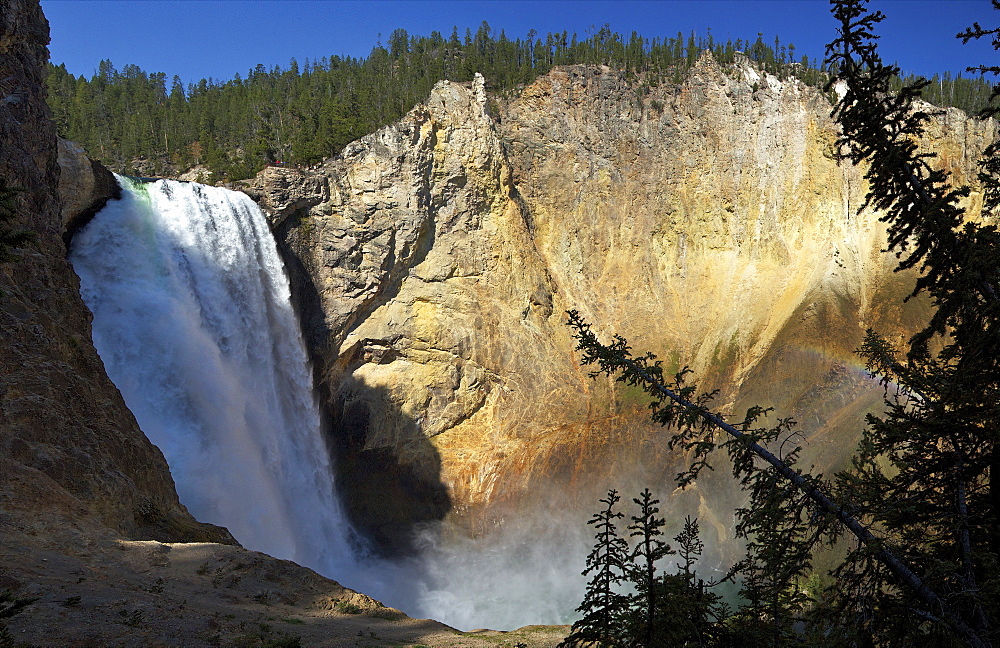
[260,60,997,553]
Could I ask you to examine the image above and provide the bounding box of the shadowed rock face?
[57,137,121,246]
[249,58,996,552]
[0,0,231,545]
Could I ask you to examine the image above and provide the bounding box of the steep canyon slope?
[249,55,997,552]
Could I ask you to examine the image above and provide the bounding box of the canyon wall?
[0,0,229,544]
[249,56,997,552]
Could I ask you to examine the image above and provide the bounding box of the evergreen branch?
[566,309,990,648]
[826,0,1000,361]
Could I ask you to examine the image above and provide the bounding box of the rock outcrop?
[0,0,230,546]
[251,73,573,550]
[250,58,997,552]
[57,136,120,244]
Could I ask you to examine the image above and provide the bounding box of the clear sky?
[40,0,998,85]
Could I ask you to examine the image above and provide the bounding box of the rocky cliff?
[249,57,997,553]
[0,0,231,547]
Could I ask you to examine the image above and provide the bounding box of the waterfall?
[70,176,589,631]
[70,176,351,573]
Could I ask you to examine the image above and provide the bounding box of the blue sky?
[41,1,998,85]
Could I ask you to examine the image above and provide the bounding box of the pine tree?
[565,301,985,648]
[625,489,673,647]
[820,0,1000,644]
[566,490,729,647]
[675,515,703,578]
[561,489,629,648]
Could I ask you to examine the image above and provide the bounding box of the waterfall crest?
[70,176,351,572]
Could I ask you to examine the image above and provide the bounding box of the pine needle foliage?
[565,312,840,645]
[560,490,727,648]
[625,489,672,647]
[823,0,1000,645]
[959,1,1000,219]
[45,27,834,180]
[562,489,630,648]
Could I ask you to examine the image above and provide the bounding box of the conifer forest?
[45,21,992,181]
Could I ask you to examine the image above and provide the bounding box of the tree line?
[44,21,993,182]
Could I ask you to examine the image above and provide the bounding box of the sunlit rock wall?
[250,57,997,552]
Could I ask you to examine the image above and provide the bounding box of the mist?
[70,176,736,633]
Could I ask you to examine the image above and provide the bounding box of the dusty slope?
[1,487,565,647]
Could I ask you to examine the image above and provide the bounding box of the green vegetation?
[563,1,1000,645]
[42,25,787,179]
[51,22,975,182]
[333,600,363,615]
[561,490,726,647]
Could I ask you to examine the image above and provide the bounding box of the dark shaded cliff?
[0,0,230,544]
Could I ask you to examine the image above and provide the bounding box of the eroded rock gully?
[246,56,997,551]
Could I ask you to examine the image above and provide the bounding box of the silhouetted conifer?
[822,0,1000,645]
[561,489,629,648]
[564,490,727,648]
[626,489,672,647]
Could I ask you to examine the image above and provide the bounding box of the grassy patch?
[334,600,363,615]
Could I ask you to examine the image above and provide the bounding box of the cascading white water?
[70,176,352,573]
[70,175,592,631]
